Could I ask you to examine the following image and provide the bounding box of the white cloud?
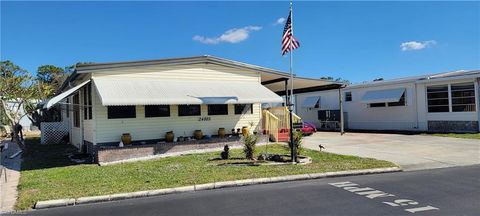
[400,40,437,51]
[274,17,286,26]
[193,26,262,45]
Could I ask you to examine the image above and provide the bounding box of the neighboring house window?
[178,105,201,116]
[83,83,92,120]
[369,103,386,107]
[235,104,253,115]
[345,92,352,102]
[208,104,228,115]
[107,106,136,119]
[451,83,476,112]
[66,97,69,118]
[427,85,450,113]
[145,105,170,117]
[387,92,406,107]
[73,93,80,127]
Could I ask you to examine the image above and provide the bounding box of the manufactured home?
[295,70,480,132]
[42,55,338,160]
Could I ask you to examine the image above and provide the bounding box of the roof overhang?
[361,88,405,104]
[67,55,341,95]
[93,78,283,106]
[301,96,321,108]
[43,80,91,109]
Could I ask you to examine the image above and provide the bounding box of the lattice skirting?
[41,122,69,144]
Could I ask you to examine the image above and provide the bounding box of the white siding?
[91,63,260,82]
[296,77,480,132]
[89,63,264,144]
[295,90,340,128]
[93,89,261,143]
[344,83,418,131]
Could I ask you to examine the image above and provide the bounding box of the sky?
[1,1,479,83]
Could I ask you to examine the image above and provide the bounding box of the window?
[345,92,352,102]
[145,105,170,117]
[73,93,80,127]
[427,85,449,113]
[369,103,386,107]
[451,83,476,112]
[107,106,136,119]
[208,104,228,115]
[83,83,92,120]
[235,104,253,115]
[387,92,406,107]
[178,105,201,116]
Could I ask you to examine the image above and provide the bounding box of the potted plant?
[218,128,226,138]
[194,130,203,140]
[242,126,249,136]
[165,131,174,142]
[121,133,132,145]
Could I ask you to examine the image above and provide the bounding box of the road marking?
[329,181,439,213]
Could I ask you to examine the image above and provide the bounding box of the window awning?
[361,88,405,104]
[301,96,320,108]
[43,80,91,109]
[93,79,284,106]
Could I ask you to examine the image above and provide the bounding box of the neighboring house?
[3,101,39,131]
[296,70,480,132]
[43,55,338,152]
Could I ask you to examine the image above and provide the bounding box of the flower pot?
[218,128,226,138]
[194,130,203,140]
[165,131,174,143]
[121,133,132,145]
[242,126,249,136]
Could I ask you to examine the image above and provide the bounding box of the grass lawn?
[16,137,396,210]
[423,133,480,139]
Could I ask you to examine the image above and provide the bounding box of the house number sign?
[198,117,211,121]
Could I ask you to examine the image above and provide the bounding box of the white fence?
[41,122,69,144]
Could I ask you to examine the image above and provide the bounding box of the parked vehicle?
[301,122,317,136]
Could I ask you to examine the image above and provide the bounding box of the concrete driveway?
[302,132,480,171]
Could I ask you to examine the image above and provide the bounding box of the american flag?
[282,10,300,55]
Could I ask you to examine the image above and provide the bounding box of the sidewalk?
[0,140,22,213]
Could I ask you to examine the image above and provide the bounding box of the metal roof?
[76,55,293,77]
[361,88,405,104]
[93,78,284,106]
[60,55,341,93]
[347,70,480,89]
[44,80,91,109]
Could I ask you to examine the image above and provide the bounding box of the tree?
[26,64,73,128]
[36,65,67,99]
[0,60,39,141]
[320,76,351,85]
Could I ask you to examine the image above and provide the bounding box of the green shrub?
[289,130,303,157]
[243,134,258,160]
[220,145,230,159]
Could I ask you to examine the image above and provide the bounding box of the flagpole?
[288,1,296,163]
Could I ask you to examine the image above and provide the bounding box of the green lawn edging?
[16,138,397,210]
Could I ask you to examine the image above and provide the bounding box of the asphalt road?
[18,165,480,216]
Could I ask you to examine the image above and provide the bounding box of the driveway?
[302,132,480,171]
